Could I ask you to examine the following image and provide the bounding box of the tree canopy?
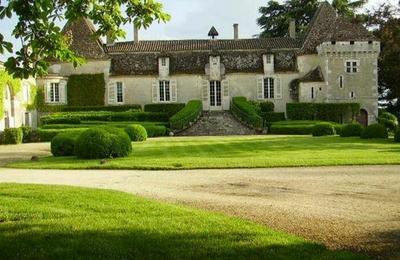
[257,0,367,38]
[0,0,170,79]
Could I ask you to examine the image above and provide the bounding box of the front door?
[209,81,222,110]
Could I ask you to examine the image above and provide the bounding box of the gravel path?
[0,143,399,258]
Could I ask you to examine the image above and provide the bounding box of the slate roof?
[299,66,325,82]
[300,2,376,54]
[105,38,301,53]
[62,18,106,59]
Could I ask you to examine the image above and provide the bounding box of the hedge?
[286,103,360,123]
[3,128,23,144]
[361,124,388,139]
[378,112,398,131]
[312,123,336,137]
[125,124,148,142]
[263,112,285,123]
[51,133,78,157]
[41,111,169,125]
[231,97,263,129]
[270,121,342,135]
[144,104,185,117]
[67,74,105,106]
[61,105,142,112]
[170,100,202,130]
[41,117,81,125]
[145,125,167,137]
[37,128,87,142]
[340,123,364,137]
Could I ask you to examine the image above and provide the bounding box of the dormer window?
[158,57,170,78]
[266,54,272,64]
[263,54,274,74]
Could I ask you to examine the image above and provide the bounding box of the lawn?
[0,184,365,259]
[8,135,400,170]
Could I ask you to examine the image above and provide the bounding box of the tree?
[0,0,170,79]
[257,0,367,38]
[366,2,400,116]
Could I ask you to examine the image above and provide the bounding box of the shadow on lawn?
[0,223,365,260]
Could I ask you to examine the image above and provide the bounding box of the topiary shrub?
[20,126,33,143]
[259,101,275,113]
[361,124,388,139]
[145,125,167,137]
[340,123,364,137]
[312,123,335,137]
[395,128,400,143]
[51,133,77,157]
[125,124,148,142]
[75,127,132,159]
[378,112,398,131]
[3,128,23,144]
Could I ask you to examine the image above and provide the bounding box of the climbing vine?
[0,70,21,119]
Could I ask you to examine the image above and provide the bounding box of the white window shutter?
[152,80,159,103]
[257,76,264,100]
[222,79,229,97]
[59,80,67,104]
[45,82,51,103]
[108,82,116,105]
[275,77,282,99]
[121,82,126,104]
[202,80,209,101]
[170,80,177,102]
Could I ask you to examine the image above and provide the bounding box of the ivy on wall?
[0,70,21,119]
[67,74,105,107]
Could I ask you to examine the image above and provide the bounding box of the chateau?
[2,2,380,131]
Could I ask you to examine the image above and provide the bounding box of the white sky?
[0,0,397,61]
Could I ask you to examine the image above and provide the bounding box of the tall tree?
[0,0,170,79]
[257,0,367,38]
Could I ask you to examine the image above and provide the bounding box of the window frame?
[263,77,275,99]
[48,82,60,103]
[159,80,171,103]
[116,82,124,104]
[345,60,359,74]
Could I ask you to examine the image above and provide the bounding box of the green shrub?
[394,128,400,142]
[340,123,364,137]
[361,124,388,139]
[51,133,77,157]
[259,101,275,113]
[378,112,398,131]
[20,126,33,143]
[170,100,202,130]
[63,105,141,112]
[3,128,23,144]
[125,124,148,142]
[75,127,132,159]
[37,128,87,142]
[231,97,263,129]
[41,117,81,125]
[145,125,167,137]
[144,104,185,117]
[67,74,105,106]
[286,103,360,123]
[269,121,342,135]
[312,123,335,137]
[263,112,285,123]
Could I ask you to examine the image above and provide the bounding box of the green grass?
[8,135,400,170]
[0,184,365,259]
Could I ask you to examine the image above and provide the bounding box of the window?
[339,75,344,88]
[161,58,167,67]
[266,54,272,64]
[159,80,170,102]
[263,77,274,99]
[210,81,221,107]
[349,91,355,99]
[116,82,124,103]
[346,60,359,73]
[49,83,60,103]
[311,87,315,99]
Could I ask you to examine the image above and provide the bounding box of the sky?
[0,0,398,61]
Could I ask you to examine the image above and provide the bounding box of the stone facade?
[38,2,380,125]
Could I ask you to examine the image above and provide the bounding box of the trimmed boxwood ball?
[394,128,400,143]
[75,127,132,159]
[312,123,335,137]
[361,124,388,139]
[378,112,398,131]
[3,128,23,144]
[340,123,364,137]
[125,124,148,142]
[51,133,77,157]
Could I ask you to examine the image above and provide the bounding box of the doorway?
[357,109,368,127]
[209,81,222,110]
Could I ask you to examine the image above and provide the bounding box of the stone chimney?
[289,19,296,39]
[134,25,139,43]
[233,24,239,40]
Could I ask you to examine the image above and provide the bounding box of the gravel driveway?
[0,143,399,258]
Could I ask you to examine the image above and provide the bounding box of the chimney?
[233,23,239,40]
[289,19,296,39]
[134,25,139,43]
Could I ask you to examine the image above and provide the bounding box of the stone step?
[177,111,257,136]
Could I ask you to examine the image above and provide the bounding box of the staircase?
[177,111,257,136]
